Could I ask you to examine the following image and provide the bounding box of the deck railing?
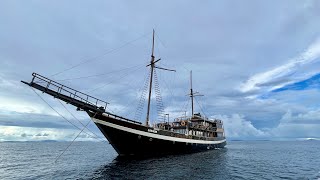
[31,72,108,111]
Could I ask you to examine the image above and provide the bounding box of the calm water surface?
[0,141,319,179]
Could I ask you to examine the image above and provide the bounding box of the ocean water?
[0,141,319,180]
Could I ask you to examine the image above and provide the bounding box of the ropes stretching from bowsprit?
[29,87,112,162]
[54,112,95,163]
[30,87,104,141]
[50,32,151,77]
[57,100,106,142]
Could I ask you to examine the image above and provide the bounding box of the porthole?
[149,138,153,142]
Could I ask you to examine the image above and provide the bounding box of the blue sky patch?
[272,73,320,93]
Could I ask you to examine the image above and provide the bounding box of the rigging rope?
[29,88,109,162]
[119,69,149,118]
[54,113,94,163]
[86,65,145,93]
[55,63,145,82]
[30,87,106,142]
[153,69,165,122]
[134,68,150,121]
[50,32,151,77]
[195,97,208,118]
[155,32,167,48]
[179,97,190,117]
[159,69,177,109]
[57,100,107,142]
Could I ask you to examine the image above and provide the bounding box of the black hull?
[90,113,226,156]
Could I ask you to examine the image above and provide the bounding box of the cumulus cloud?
[212,114,268,139]
[213,109,320,140]
[279,110,320,124]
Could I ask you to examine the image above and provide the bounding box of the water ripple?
[0,141,319,179]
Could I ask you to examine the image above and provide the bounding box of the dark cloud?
[0,112,73,129]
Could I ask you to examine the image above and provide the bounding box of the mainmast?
[145,30,175,126]
[145,30,156,126]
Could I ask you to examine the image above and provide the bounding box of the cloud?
[214,109,320,140]
[240,37,320,93]
[0,125,100,141]
[212,114,268,139]
[270,110,320,139]
[278,110,320,125]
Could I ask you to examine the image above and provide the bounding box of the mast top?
[151,29,155,58]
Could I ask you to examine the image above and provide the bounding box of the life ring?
[181,121,186,126]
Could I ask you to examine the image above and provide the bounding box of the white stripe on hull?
[92,118,226,145]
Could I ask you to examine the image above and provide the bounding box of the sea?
[0,141,319,180]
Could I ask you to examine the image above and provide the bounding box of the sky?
[1,0,320,141]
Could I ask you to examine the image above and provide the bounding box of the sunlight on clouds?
[240,37,320,93]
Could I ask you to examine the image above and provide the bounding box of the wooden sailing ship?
[21,30,226,156]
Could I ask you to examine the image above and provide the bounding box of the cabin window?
[176,129,187,134]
